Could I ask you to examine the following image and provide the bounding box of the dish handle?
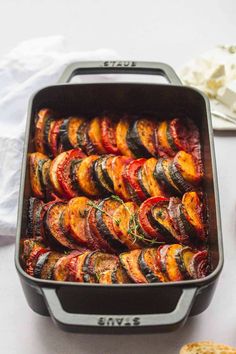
[57,61,182,85]
[42,287,197,331]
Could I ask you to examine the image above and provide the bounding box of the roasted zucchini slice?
[112,201,142,249]
[119,250,148,283]
[59,118,74,150]
[165,244,185,281]
[27,197,45,237]
[87,117,107,154]
[168,160,194,193]
[154,158,181,195]
[126,119,158,158]
[75,155,100,197]
[138,248,166,283]
[100,155,115,191]
[92,156,113,194]
[137,166,151,198]
[116,117,136,158]
[96,197,126,252]
[101,116,119,154]
[34,251,63,279]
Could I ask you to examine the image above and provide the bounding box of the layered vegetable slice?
[34,251,63,279]
[142,158,166,197]
[138,197,168,241]
[126,119,158,158]
[87,117,107,154]
[175,246,197,279]
[112,201,142,249]
[154,158,181,195]
[95,197,126,252]
[123,158,148,202]
[53,251,82,281]
[27,197,45,237]
[149,198,180,242]
[83,251,119,283]
[116,118,136,158]
[173,151,202,186]
[165,244,185,281]
[111,264,131,284]
[188,250,209,279]
[77,121,90,154]
[44,201,81,250]
[59,116,85,150]
[179,192,206,242]
[56,148,86,199]
[138,248,166,283]
[101,116,119,154]
[120,249,148,283]
[86,201,114,252]
[48,119,64,157]
[92,156,114,194]
[63,196,91,245]
[34,108,55,154]
[29,152,50,199]
[111,156,133,201]
[157,120,176,157]
[75,155,100,197]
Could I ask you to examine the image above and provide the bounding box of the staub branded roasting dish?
[15,61,223,333]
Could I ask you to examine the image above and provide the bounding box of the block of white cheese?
[217,80,236,112]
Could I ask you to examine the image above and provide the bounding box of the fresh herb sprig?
[87,200,121,226]
[111,195,162,245]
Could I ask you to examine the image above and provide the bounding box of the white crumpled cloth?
[0,36,116,239]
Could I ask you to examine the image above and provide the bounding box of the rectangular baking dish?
[15,61,223,333]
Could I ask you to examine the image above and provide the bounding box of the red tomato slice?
[56,149,86,199]
[49,119,64,157]
[123,158,147,201]
[101,116,119,154]
[138,196,169,240]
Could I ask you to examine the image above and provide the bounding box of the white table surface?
[1,1,236,353]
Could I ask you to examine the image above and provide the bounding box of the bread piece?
[180,341,236,354]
